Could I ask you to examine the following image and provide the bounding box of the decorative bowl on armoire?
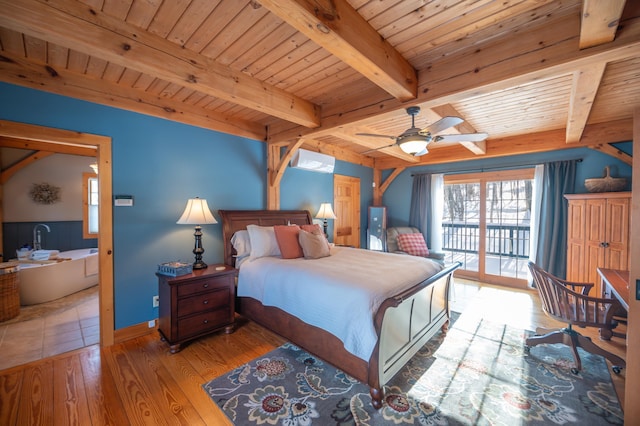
[584,166,627,193]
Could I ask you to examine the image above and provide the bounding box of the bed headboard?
[218,209,313,267]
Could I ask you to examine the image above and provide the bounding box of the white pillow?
[246,225,281,259]
[231,230,251,258]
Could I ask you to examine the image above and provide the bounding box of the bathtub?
[18,248,99,305]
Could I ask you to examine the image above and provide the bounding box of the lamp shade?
[399,138,428,155]
[315,202,337,220]
[176,198,217,225]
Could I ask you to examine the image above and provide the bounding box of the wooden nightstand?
[157,264,236,353]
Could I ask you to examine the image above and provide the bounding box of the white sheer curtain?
[430,173,444,253]
[528,164,544,281]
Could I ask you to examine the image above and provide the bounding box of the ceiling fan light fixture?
[399,137,428,155]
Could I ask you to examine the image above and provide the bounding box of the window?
[442,169,534,286]
[83,172,98,238]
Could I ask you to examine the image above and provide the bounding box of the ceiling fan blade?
[355,133,397,141]
[434,132,489,143]
[422,116,464,135]
[361,143,397,154]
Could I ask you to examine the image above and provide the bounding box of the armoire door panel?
[606,198,630,247]
[585,199,606,246]
[566,242,586,282]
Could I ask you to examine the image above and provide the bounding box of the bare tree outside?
[441,176,534,280]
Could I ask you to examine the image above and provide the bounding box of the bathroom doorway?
[0,120,114,359]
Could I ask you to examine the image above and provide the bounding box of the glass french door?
[442,169,534,287]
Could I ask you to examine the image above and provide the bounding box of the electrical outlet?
[148,320,156,328]
[153,295,159,307]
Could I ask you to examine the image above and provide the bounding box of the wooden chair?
[526,261,625,374]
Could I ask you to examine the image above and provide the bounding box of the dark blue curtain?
[535,160,577,278]
[409,174,432,248]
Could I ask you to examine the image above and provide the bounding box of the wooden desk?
[598,268,629,311]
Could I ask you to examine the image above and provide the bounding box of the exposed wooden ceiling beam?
[1,150,53,184]
[580,0,627,49]
[566,64,607,143]
[257,0,417,102]
[430,104,486,155]
[0,50,267,141]
[374,119,633,169]
[0,0,321,128]
[299,139,374,168]
[589,142,633,165]
[269,15,640,143]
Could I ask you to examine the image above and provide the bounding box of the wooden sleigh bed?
[219,209,460,409]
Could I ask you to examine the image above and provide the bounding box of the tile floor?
[0,285,99,370]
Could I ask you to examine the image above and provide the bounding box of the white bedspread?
[237,246,443,361]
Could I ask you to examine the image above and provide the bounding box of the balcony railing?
[442,222,530,258]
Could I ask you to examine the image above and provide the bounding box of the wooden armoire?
[565,192,631,297]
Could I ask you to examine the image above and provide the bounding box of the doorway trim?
[0,120,114,346]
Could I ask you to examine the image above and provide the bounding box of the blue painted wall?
[1,81,630,328]
[382,147,633,227]
[0,82,372,329]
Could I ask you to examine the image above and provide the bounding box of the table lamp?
[177,197,217,269]
[315,202,337,239]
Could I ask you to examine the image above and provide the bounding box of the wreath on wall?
[30,182,61,204]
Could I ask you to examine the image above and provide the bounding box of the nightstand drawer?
[177,288,229,318]
[177,308,231,340]
[177,277,223,297]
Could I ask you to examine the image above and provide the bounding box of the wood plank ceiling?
[0,0,637,169]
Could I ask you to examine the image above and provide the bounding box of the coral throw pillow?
[273,225,304,259]
[396,233,430,257]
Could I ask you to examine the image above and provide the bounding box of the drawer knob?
[203,300,209,304]
[203,319,209,324]
[203,283,209,288]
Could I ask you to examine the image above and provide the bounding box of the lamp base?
[192,261,208,270]
[191,225,207,270]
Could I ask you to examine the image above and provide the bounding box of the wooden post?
[0,148,3,262]
[267,144,280,210]
[625,108,640,420]
[372,168,382,206]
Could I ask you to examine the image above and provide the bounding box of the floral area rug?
[202,313,623,425]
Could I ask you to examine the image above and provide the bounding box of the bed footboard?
[368,262,460,407]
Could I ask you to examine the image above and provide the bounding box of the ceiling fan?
[357,106,488,156]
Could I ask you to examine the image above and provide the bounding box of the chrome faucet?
[33,224,50,250]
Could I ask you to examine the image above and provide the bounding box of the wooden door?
[333,175,360,247]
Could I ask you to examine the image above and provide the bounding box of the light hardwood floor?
[0,279,626,425]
